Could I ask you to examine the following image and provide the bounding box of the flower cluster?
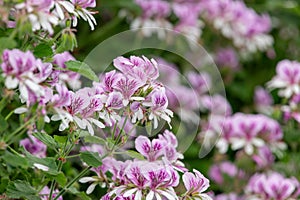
[213,113,285,157]
[131,0,203,41]
[1,51,173,136]
[3,0,97,33]
[131,0,273,54]
[200,0,273,53]
[80,130,211,200]
[1,49,53,106]
[246,172,300,200]
[1,49,79,114]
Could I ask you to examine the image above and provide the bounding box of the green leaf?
[84,135,106,145]
[145,122,153,136]
[54,172,67,187]
[283,125,300,143]
[0,176,9,193]
[0,114,8,132]
[0,97,8,113]
[80,151,102,167]
[78,130,90,137]
[23,150,59,175]
[76,192,92,200]
[68,186,91,200]
[0,37,17,54]
[54,135,68,145]
[6,180,40,200]
[125,150,145,160]
[36,116,45,131]
[33,43,53,58]
[2,151,29,168]
[106,138,115,149]
[32,132,57,150]
[65,60,99,82]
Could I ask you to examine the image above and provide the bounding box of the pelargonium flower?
[267,60,300,98]
[135,130,186,171]
[135,135,165,162]
[215,47,239,70]
[143,88,173,129]
[282,94,300,124]
[252,146,274,169]
[113,55,159,84]
[131,0,172,39]
[81,131,187,199]
[230,113,265,155]
[209,161,244,185]
[113,76,144,106]
[215,117,235,154]
[51,55,173,135]
[70,0,97,30]
[200,94,232,117]
[182,169,212,200]
[71,88,105,135]
[187,71,211,96]
[1,49,52,106]
[52,87,105,134]
[145,164,179,200]
[100,70,122,93]
[173,2,203,42]
[20,134,47,158]
[52,51,81,89]
[254,86,273,114]
[51,84,72,108]
[13,0,97,33]
[200,0,273,53]
[214,113,284,155]
[110,161,179,200]
[15,0,59,34]
[246,172,300,200]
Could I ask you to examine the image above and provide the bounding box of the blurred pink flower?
[268,60,300,98]
[246,172,300,200]
[20,134,47,158]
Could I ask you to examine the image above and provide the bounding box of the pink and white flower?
[267,60,300,98]
[182,169,212,200]
[246,172,300,200]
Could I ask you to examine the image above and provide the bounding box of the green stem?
[110,116,128,153]
[65,154,80,159]
[63,132,80,157]
[49,161,63,200]
[111,120,118,140]
[53,166,92,200]
[7,129,27,146]
[4,116,36,143]
[7,145,22,156]
[49,134,70,200]
[4,110,15,121]
[8,28,18,40]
